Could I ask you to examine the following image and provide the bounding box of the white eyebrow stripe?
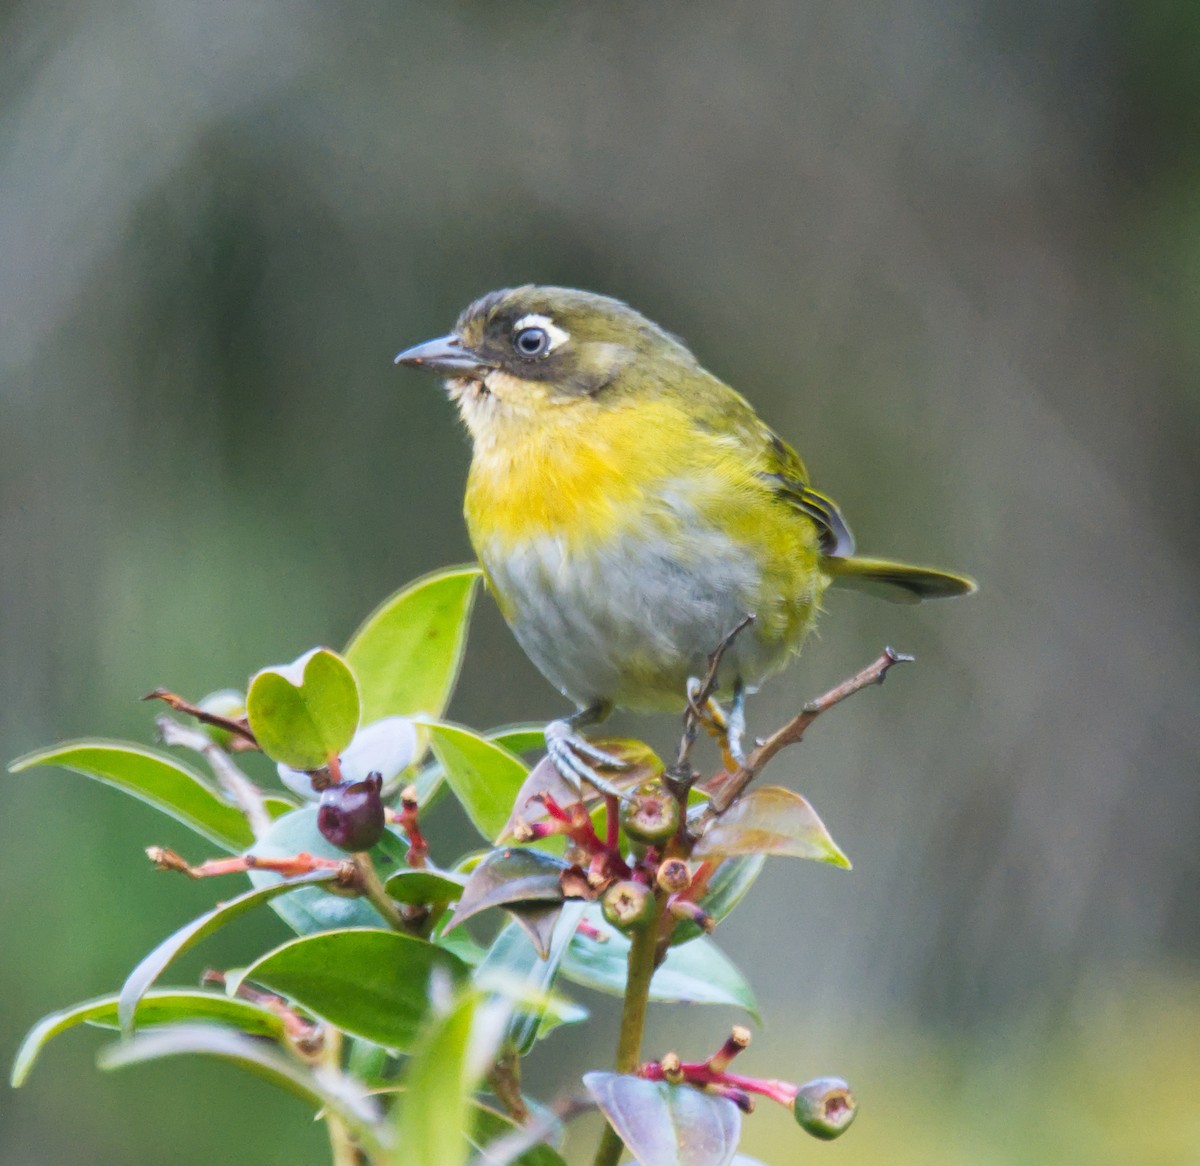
[513,313,571,351]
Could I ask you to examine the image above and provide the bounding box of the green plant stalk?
[352,853,407,932]
[591,892,666,1166]
[321,1028,363,1166]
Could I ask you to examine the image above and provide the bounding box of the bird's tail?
[823,555,977,604]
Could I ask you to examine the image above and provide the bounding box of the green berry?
[793,1077,856,1140]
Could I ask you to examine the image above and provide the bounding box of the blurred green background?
[2,2,1198,1163]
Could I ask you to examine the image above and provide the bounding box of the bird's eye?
[513,326,551,358]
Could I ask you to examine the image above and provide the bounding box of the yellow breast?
[464,395,696,551]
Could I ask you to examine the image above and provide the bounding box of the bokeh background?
[2,3,1198,1163]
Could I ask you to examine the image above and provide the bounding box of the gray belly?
[481,528,795,712]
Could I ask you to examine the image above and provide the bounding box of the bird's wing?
[756,431,857,558]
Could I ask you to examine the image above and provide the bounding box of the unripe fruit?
[792,1077,856,1140]
[620,781,680,845]
[317,774,385,852]
[601,879,656,931]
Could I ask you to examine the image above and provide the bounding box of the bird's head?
[395,286,697,442]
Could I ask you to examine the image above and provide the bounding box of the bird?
[396,286,975,796]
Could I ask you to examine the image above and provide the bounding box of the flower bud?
[621,780,680,845]
[793,1077,856,1140]
[601,879,656,931]
[656,858,692,894]
[317,774,385,852]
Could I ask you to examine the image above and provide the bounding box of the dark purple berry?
[317,774,385,852]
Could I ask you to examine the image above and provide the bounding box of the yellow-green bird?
[397,286,975,793]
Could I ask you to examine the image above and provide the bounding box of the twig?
[155,717,273,838]
[321,1028,366,1166]
[487,1053,530,1125]
[591,890,667,1166]
[351,852,408,932]
[143,689,258,749]
[693,647,912,831]
[667,616,755,808]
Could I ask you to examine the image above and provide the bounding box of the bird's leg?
[726,678,747,767]
[545,702,630,801]
[694,679,748,773]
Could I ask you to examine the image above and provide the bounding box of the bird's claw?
[544,719,631,801]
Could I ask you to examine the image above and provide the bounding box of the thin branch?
[351,852,408,933]
[321,1028,366,1166]
[591,891,667,1166]
[693,647,912,831]
[143,688,258,749]
[156,717,273,838]
[668,614,755,795]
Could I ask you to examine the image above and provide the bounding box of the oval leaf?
[384,868,467,906]
[420,721,529,841]
[413,723,544,806]
[395,990,512,1166]
[562,907,759,1018]
[248,806,407,935]
[692,786,851,868]
[117,870,336,1034]
[451,848,569,930]
[476,902,588,1054]
[345,565,480,723]
[247,648,360,770]
[11,990,285,1087]
[583,1073,741,1166]
[9,741,253,852]
[99,1023,386,1157]
[241,927,468,1051]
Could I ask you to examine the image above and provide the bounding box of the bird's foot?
[687,678,748,772]
[544,719,631,801]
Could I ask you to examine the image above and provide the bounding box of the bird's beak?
[394,334,491,375]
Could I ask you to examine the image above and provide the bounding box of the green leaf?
[246,648,360,770]
[383,867,467,906]
[11,990,285,1087]
[395,991,509,1166]
[670,856,766,946]
[476,902,588,1055]
[483,724,549,757]
[583,1073,741,1166]
[247,805,407,935]
[413,723,543,806]
[240,927,468,1051]
[9,741,255,852]
[99,1023,387,1158]
[345,565,480,723]
[117,871,336,1034]
[451,847,569,931]
[692,786,850,868]
[470,1104,570,1166]
[562,907,759,1019]
[420,721,529,841]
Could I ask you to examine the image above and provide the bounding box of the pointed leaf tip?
[345,565,480,723]
[692,785,851,868]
